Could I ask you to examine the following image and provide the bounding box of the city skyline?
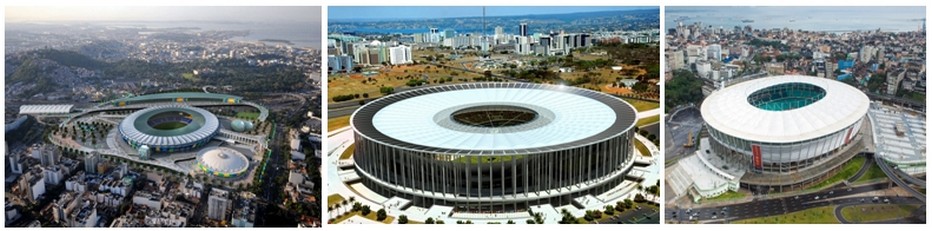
[666,6,925,32]
[329,6,658,21]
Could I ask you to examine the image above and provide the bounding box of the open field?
[328,63,481,102]
[625,98,660,112]
[840,204,920,223]
[328,115,351,131]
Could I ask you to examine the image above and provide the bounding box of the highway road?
[665,182,923,223]
[874,154,926,203]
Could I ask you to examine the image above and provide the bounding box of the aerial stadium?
[349,82,639,212]
[699,75,870,192]
[41,92,271,184]
[119,105,220,153]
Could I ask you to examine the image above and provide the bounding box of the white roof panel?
[371,87,618,150]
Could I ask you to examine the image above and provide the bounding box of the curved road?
[874,154,926,203]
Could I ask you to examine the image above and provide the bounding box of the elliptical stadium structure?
[700,75,870,192]
[350,82,639,212]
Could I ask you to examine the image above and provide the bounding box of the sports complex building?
[119,105,220,153]
[47,92,269,180]
[669,75,870,199]
[349,82,639,212]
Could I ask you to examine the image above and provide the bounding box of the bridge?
[873,152,926,203]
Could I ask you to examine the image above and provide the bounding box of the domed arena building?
[196,147,251,178]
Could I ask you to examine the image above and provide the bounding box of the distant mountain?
[329,9,659,34]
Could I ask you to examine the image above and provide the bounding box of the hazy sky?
[329,6,657,21]
[6,6,321,23]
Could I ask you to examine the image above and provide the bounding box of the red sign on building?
[752,144,763,170]
[844,127,853,145]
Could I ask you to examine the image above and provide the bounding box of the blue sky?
[329,6,657,21]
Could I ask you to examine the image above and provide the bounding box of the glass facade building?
[350,82,638,212]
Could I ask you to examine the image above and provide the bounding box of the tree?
[526,219,535,224]
[352,202,361,212]
[376,208,387,221]
[361,205,371,216]
[635,193,646,203]
[398,215,409,224]
[507,220,515,224]
[425,217,435,224]
[604,205,615,215]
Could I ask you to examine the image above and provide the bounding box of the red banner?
[752,144,762,170]
[844,127,853,145]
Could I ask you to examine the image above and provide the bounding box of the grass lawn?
[634,139,652,157]
[703,190,748,203]
[806,156,865,190]
[328,115,351,131]
[340,144,355,160]
[235,111,260,120]
[152,121,188,130]
[623,98,660,112]
[327,194,345,207]
[854,164,886,184]
[330,211,395,224]
[636,115,660,127]
[840,204,920,223]
[182,72,198,81]
[732,206,839,224]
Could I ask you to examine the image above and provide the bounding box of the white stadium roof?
[19,104,74,114]
[370,86,625,151]
[702,75,870,143]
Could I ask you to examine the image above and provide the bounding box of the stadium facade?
[701,75,870,190]
[350,82,638,212]
[118,105,221,153]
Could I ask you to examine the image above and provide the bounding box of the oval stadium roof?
[352,82,638,154]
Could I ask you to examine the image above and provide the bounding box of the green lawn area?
[806,156,865,190]
[623,98,660,112]
[152,121,188,130]
[328,116,351,132]
[702,190,748,203]
[732,206,839,224]
[340,144,355,160]
[182,72,198,81]
[854,164,886,184]
[636,115,660,127]
[840,204,920,223]
[327,194,345,207]
[235,111,261,120]
[331,211,396,224]
[634,139,651,157]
